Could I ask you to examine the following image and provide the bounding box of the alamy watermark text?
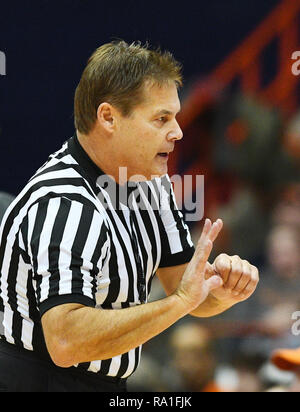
[291,51,300,76]
[0,50,6,75]
[94,167,204,222]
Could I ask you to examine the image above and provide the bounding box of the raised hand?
[175,218,224,312]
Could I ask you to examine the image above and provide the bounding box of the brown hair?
[74,40,183,134]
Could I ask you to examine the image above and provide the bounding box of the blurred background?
[0,0,300,392]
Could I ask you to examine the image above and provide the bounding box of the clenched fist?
[205,254,259,305]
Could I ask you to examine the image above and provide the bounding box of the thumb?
[205,275,223,292]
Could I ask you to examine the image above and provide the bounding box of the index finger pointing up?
[194,218,223,274]
[197,219,223,248]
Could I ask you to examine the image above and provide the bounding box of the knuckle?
[231,263,242,275]
[217,253,229,262]
[252,266,259,279]
[242,260,251,272]
[215,255,230,270]
[219,253,228,258]
[249,266,259,281]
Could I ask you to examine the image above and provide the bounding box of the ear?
[96,102,115,132]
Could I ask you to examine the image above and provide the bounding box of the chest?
[96,206,163,306]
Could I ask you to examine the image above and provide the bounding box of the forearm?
[189,294,234,318]
[43,294,189,367]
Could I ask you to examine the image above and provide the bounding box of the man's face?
[114,81,183,182]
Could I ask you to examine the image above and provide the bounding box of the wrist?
[189,294,235,318]
[172,291,197,317]
[209,293,235,309]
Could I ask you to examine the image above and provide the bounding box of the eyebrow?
[153,108,181,117]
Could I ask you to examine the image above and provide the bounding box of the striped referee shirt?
[0,133,195,378]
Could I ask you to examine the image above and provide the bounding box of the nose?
[167,120,183,142]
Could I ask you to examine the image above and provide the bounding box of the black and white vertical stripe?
[0,134,194,378]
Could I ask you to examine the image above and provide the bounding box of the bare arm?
[42,218,223,368]
[42,295,188,367]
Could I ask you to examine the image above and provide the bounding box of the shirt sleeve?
[24,196,109,316]
[158,175,195,268]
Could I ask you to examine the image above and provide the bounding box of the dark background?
[0,0,280,196]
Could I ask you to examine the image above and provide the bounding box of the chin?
[155,166,168,178]
[150,163,168,178]
[127,165,168,182]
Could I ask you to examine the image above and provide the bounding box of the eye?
[156,116,168,124]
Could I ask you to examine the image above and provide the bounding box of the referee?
[0,41,259,392]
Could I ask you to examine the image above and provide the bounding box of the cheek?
[124,121,164,160]
[136,137,161,159]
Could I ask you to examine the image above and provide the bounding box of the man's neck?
[77,131,127,185]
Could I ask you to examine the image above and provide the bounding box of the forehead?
[137,81,181,114]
